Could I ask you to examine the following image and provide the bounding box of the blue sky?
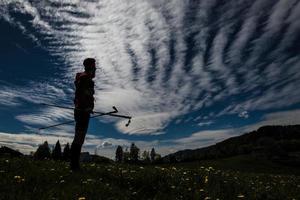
[0,0,300,158]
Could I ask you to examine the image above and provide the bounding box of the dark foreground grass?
[0,157,299,200]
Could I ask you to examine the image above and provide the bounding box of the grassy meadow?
[0,156,299,200]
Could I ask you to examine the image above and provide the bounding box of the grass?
[0,156,299,200]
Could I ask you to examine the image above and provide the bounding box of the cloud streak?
[1,109,300,158]
[0,0,299,135]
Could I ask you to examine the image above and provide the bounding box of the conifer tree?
[123,148,130,163]
[63,143,71,161]
[52,140,62,160]
[150,148,156,162]
[129,143,139,163]
[115,145,123,162]
[142,150,150,163]
[34,141,51,160]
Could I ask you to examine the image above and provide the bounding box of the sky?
[0,0,300,159]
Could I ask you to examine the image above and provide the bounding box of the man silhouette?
[70,58,96,170]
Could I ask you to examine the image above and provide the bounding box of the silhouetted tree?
[142,150,150,163]
[155,154,161,160]
[63,143,71,161]
[115,145,123,162]
[150,148,156,162]
[129,143,139,163]
[123,148,130,162]
[52,140,62,160]
[34,141,51,160]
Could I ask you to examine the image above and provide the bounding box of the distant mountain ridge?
[162,125,300,164]
[0,146,23,157]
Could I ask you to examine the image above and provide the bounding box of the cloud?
[0,89,21,107]
[0,131,73,154]
[101,141,113,148]
[16,106,73,127]
[1,109,300,158]
[238,111,249,119]
[0,130,163,159]
[242,109,300,132]
[198,120,214,127]
[116,112,171,135]
[0,0,299,136]
[173,129,236,146]
[167,109,300,153]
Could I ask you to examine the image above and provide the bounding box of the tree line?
[115,143,161,163]
[34,140,70,161]
[34,141,162,164]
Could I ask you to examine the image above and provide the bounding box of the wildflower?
[237,194,245,198]
[188,188,192,191]
[78,197,86,200]
[5,160,9,163]
[60,180,65,183]
[204,197,211,200]
[14,176,23,183]
[183,172,187,175]
[199,189,204,192]
[139,166,144,169]
[204,176,208,183]
[171,185,176,189]
[90,163,95,167]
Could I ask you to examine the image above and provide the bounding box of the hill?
[0,146,23,157]
[162,125,300,165]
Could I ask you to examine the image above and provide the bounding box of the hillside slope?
[162,125,300,164]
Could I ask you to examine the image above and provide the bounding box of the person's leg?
[70,110,90,170]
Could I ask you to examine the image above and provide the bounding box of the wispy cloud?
[238,111,249,119]
[198,120,214,127]
[167,109,300,152]
[0,0,299,136]
[1,109,300,158]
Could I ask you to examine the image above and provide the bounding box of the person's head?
[83,58,96,78]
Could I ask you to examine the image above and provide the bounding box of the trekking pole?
[38,108,119,130]
[39,103,132,128]
[40,103,118,114]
